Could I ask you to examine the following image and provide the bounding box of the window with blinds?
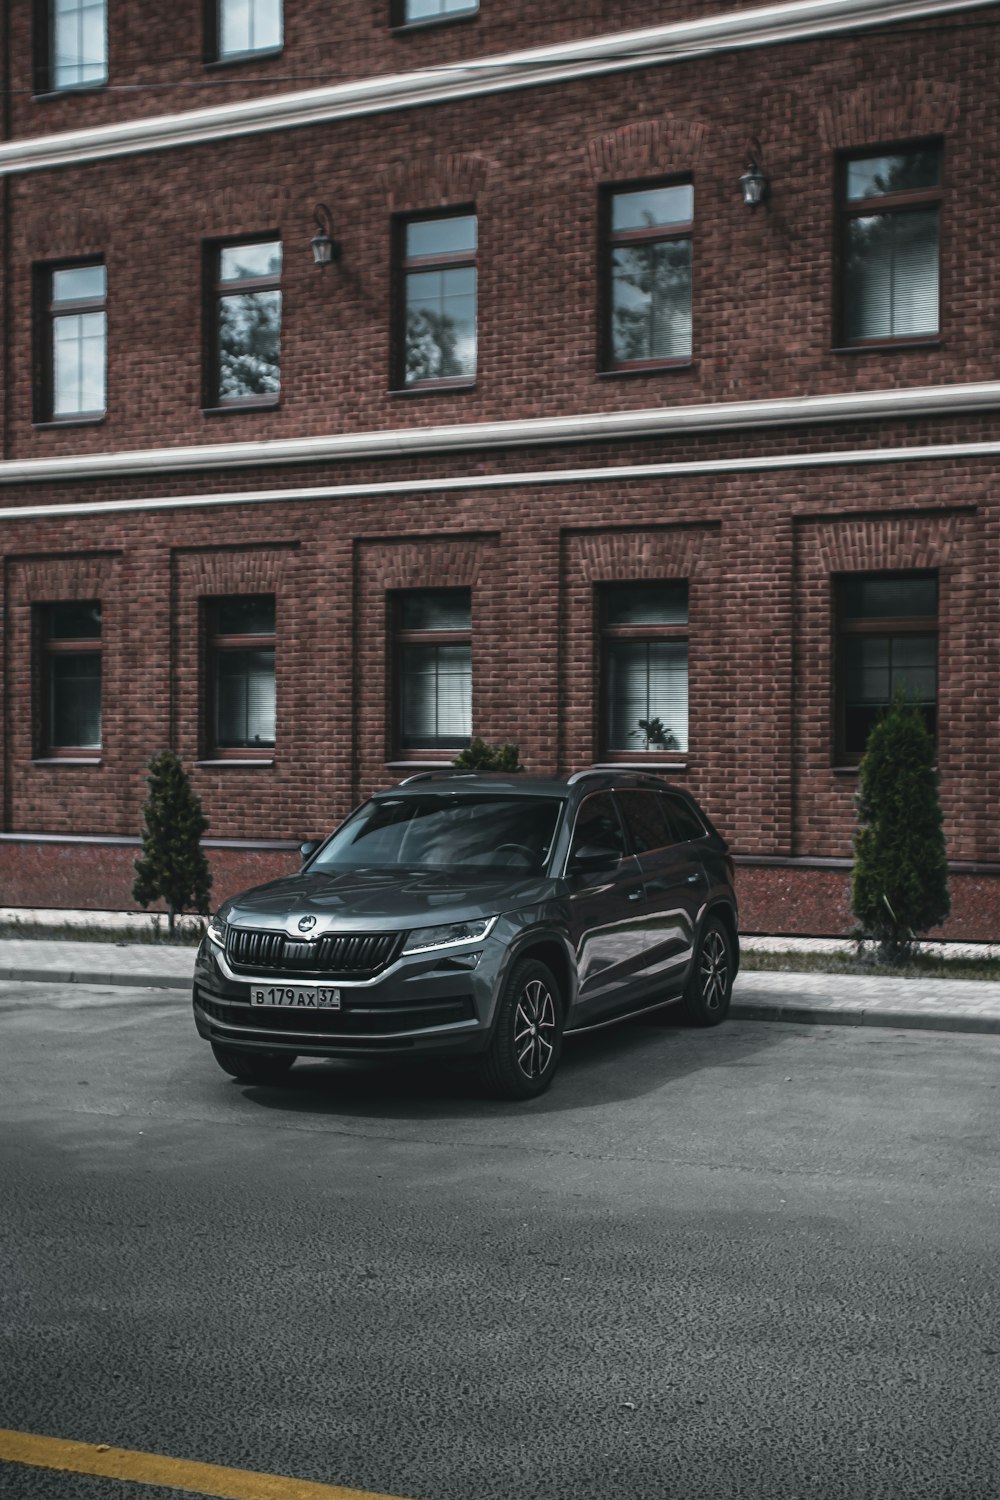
[840,144,942,346]
[600,583,689,756]
[836,572,938,761]
[394,590,472,754]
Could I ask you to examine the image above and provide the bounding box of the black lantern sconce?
[739,138,770,209]
[311,203,341,267]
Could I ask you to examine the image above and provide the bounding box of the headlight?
[402,916,498,956]
[207,915,228,949]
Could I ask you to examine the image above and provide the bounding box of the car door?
[616,789,705,999]
[564,790,651,1027]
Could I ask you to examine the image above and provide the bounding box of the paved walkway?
[2,936,999,1035]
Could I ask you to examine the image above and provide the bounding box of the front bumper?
[192,934,505,1059]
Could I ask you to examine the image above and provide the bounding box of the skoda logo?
[297,915,317,933]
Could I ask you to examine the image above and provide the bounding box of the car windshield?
[310,794,564,875]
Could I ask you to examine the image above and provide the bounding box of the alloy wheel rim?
[514,979,557,1079]
[699,931,729,1011]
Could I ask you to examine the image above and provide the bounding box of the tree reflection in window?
[211,241,282,404]
[605,183,693,368]
[400,216,476,386]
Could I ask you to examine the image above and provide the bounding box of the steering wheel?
[495,843,535,865]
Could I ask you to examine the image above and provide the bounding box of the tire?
[678,917,734,1027]
[481,958,563,1100]
[210,1043,296,1085]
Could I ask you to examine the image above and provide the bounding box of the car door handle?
[627,888,646,902]
[685,871,705,885]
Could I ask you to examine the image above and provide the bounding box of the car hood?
[220,866,554,934]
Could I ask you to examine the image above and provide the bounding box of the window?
[205,597,276,756]
[36,0,107,92]
[394,591,471,754]
[568,793,627,867]
[839,143,942,346]
[600,583,689,756]
[209,0,282,60]
[396,214,477,389]
[395,0,478,24]
[602,181,693,369]
[34,262,107,422]
[616,789,706,851]
[36,602,102,756]
[836,573,938,761]
[205,240,282,407]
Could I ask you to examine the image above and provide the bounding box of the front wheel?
[210,1043,296,1085]
[481,959,563,1100]
[678,918,734,1027]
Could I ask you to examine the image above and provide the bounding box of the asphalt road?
[1,979,999,1500]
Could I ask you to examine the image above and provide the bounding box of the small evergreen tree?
[852,694,949,962]
[452,738,524,772]
[133,751,213,934]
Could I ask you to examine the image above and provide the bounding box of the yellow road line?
[0,1428,419,1500]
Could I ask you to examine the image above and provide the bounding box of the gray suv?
[193,770,739,1099]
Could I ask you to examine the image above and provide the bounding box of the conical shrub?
[133,750,213,933]
[851,694,949,962]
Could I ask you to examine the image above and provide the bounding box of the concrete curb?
[5,964,999,1035]
[730,1001,1000,1035]
[0,966,191,991]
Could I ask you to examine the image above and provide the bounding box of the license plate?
[250,985,341,1009]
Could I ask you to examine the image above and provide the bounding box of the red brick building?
[1,0,998,934]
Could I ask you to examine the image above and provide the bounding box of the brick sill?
[831,340,941,355]
[597,363,694,380]
[33,416,106,430]
[196,759,275,768]
[388,381,476,398]
[32,757,101,766]
[202,399,280,417]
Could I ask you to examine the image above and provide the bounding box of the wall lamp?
[311,203,341,267]
[739,138,770,209]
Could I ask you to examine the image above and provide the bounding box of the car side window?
[568,792,626,866]
[661,793,705,842]
[616,789,674,853]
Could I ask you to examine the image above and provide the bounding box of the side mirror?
[299,840,320,864]
[568,843,621,876]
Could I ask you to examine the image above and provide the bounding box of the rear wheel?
[210,1043,296,1085]
[481,959,563,1100]
[678,918,733,1026]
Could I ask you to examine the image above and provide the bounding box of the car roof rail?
[566,768,613,785]
[396,769,479,785]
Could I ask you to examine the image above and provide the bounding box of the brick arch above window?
[817,81,960,151]
[567,522,720,583]
[585,116,711,185]
[21,210,114,261]
[176,545,296,598]
[188,187,295,242]
[360,533,498,592]
[376,153,492,213]
[804,509,971,576]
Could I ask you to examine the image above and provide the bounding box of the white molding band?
[1,438,998,523]
[3,380,999,487]
[1,0,995,175]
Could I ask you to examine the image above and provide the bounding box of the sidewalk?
[2,934,1000,1035]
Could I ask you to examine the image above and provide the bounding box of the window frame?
[34,601,103,759]
[202,595,277,760]
[597,582,690,762]
[33,0,108,96]
[203,236,282,411]
[204,0,284,64]
[834,570,939,765]
[391,0,479,28]
[599,176,695,373]
[33,258,107,426]
[835,139,944,351]
[390,589,472,759]
[392,210,478,393]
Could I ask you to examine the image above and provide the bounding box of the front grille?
[225,927,403,980]
[198,993,475,1037]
